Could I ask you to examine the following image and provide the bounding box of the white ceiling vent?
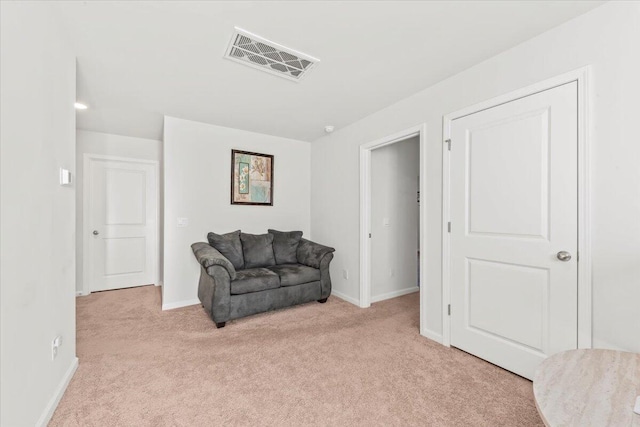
[224,27,319,82]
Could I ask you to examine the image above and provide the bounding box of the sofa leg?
[215,321,226,328]
[317,298,328,304]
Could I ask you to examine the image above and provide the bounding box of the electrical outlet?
[51,335,62,361]
[342,269,349,280]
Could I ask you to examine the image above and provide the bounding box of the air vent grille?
[224,28,319,81]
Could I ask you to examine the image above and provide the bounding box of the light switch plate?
[59,168,72,185]
[177,217,189,227]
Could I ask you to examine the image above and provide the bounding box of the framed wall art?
[231,149,274,206]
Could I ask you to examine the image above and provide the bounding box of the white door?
[449,82,578,380]
[86,157,158,292]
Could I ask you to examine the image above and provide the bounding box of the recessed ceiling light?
[74,102,88,110]
[324,125,335,133]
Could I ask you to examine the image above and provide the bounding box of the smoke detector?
[224,27,319,82]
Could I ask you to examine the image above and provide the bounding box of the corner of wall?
[35,358,79,427]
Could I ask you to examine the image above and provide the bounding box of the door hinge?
[448,304,451,316]
[445,139,451,151]
[447,222,451,233]
[369,233,372,238]
[576,251,579,262]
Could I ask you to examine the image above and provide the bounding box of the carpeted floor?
[50,285,543,426]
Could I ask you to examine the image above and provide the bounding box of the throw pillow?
[268,229,303,264]
[240,233,276,269]
[207,230,244,270]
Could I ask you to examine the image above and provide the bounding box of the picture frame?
[230,149,274,206]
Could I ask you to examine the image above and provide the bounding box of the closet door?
[449,82,578,380]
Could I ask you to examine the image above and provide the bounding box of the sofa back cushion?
[240,233,276,269]
[268,229,303,265]
[207,230,244,270]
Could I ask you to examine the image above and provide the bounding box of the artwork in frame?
[231,149,274,206]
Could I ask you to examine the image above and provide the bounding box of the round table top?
[533,349,640,427]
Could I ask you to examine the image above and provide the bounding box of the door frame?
[441,66,592,349]
[359,123,430,336]
[82,154,160,295]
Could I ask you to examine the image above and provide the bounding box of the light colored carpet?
[50,285,542,426]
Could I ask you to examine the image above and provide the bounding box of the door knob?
[92,230,99,236]
[556,251,571,261]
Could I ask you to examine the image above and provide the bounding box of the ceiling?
[54,1,604,142]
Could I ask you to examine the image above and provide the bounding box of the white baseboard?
[371,286,419,303]
[421,328,444,345]
[162,298,200,311]
[331,290,360,307]
[36,356,78,427]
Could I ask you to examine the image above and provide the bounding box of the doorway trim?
[360,123,432,338]
[441,66,592,348]
[81,154,161,296]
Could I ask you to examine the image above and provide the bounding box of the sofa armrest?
[296,238,335,269]
[199,265,231,324]
[191,242,236,280]
[318,252,334,299]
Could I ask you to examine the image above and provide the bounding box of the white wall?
[163,117,311,308]
[77,129,162,161]
[0,2,77,426]
[310,1,640,352]
[75,130,162,293]
[371,137,420,301]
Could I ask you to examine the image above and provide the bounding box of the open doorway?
[76,131,163,296]
[370,137,420,302]
[359,124,427,335]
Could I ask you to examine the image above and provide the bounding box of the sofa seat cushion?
[267,264,320,287]
[231,268,280,295]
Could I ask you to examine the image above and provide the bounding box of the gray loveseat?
[191,229,335,328]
